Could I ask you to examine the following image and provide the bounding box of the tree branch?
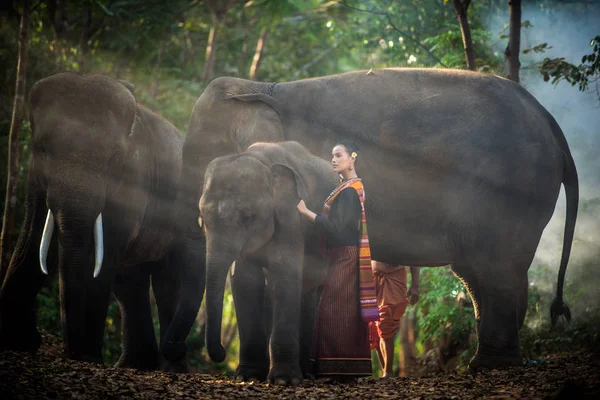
[340,0,448,67]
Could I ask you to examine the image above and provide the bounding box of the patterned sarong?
[310,246,372,377]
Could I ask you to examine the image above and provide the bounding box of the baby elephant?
[200,141,338,385]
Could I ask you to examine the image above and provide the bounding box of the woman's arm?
[313,188,361,239]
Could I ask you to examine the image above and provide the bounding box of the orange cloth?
[369,266,409,350]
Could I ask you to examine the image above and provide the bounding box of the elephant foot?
[160,341,187,363]
[115,353,159,371]
[235,362,269,382]
[159,356,191,373]
[267,363,303,386]
[468,352,523,374]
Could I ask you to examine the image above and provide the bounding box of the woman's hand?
[297,199,317,222]
[297,199,309,215]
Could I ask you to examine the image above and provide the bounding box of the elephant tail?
[550,120,579,327]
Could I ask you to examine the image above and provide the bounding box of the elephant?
[0,72,204,371]
[172,68,578,373]
[200,141,338,384]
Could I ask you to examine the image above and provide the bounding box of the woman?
[297,141,378,381]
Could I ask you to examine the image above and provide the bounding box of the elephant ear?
[271,163,308,224]
[225,92,281,117]
[118,79,135,94]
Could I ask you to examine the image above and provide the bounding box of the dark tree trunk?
[150,40,165,97]
[182,27,196,69]
[47,0,68,39]
[505,0,522,82]
[248,28,268,80]
[80,6,92,73]
[0,0,30,280]
[452,0,476,71]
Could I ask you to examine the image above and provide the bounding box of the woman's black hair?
[334,141,359,164]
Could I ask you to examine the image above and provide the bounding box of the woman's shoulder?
[336,186,360,202]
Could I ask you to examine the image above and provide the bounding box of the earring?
[349,165,354,170]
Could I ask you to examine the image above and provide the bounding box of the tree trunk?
[248,28,268,81]
[505,0,522,83]
[47,0,68,39]
[452,0,476,71]
[150,40,165,97]
[240,30,249,78]
[0,0,30,280]
[398,310,417,377]
[201,14,220,82]
[80,6,92,73]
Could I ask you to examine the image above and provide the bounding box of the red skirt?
[310,246,372,377]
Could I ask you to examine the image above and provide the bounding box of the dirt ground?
[0,333,598,399]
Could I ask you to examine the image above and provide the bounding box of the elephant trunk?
[40,210,104,278]
[205,241,237,363]
[55,213,96,360]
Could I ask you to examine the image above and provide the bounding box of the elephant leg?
[152,255,192,373]
[159,238,205,369]
[113,267,158,370]
[231,257,270,381]
[517,276,528,330]
[265,240,303,386]
[467,260,529,372]
[450,263,482,334]
[151,259,179,343]
[79,271,114,364]
[0,185,55,352]
[299,285,322,378]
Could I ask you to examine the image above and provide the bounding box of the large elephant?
[0,72,204,371]
[200,141,337,384]
[174,68,578,372]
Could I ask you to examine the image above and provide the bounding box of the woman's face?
[331,145,355,174]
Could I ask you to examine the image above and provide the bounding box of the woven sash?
[319,178,379,323]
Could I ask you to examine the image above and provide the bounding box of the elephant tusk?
[92,213,104,278]
[39,209,55,275]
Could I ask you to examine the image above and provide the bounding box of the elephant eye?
[241,212,254,228]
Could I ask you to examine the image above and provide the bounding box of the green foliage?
[414,267,476,370]
[36,279,62,336]
[520,309,600,357]
[415,268,475,346]
[539,35,600,96]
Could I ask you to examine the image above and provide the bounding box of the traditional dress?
[368,266,409,350]
[310,178,378,378]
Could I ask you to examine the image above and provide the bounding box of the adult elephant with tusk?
[178,68,578,373]
[0,72,205,371]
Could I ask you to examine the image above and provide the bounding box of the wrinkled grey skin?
[175,68,578,375]
[201,141,337,384]
[0,73,204,371]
